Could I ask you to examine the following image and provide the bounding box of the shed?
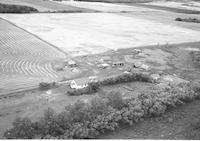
[68,60,77,67]
[98,63,110,69]
[112,61,124,67]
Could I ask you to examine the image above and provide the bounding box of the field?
[57,1,161,12]
[1,12,200,56]
[0,0,200,139]
[0,18,66,96]
[75,0,153,3]
[145,1,200,12]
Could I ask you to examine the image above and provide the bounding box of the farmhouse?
[70,79,88,89]
[70,76,98,89]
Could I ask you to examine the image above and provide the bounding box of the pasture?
[0,18,66,96]
[57,1,161,12]
[1,13,200,56]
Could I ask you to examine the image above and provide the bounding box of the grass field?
[75,0,153,3]
[0,18,66,96]
[134,1,200,14]
[57,1,161,12]
[1,13,200,57]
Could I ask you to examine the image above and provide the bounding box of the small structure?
[68,60,77,67]
[133,49,142,54]
[98,63,110,69]
[112,61,124,67]
[151,74,161,81]
[140,64,149,70]
[123,71,130,74]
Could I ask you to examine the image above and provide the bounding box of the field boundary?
[0,86,38,99]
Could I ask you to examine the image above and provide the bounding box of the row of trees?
[4,82,200,139]
[0,3,38,13]
[175,17,200,23]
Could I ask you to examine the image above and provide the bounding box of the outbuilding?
[112,61,124,67]
[68,60,77,67]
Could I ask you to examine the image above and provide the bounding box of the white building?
[70,79,88,89]
[70,76,98,89]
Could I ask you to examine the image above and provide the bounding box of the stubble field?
[1,12,200,57]
[0,18,66,96]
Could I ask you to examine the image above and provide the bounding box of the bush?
[100,72,154,85]
[4,83,200,139]
[0,3,38,13]
[175,17,200,23]
[175,17,182,21]
[39,82,56,90]
[105,91,124,110]
[4,117,36,139]
[39,82,52,90]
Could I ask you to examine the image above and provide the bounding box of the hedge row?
[67,72,154,95]
[0,3,38,13]
[39,82,57,91]
[175,17,200,23]
[4,82,200,139]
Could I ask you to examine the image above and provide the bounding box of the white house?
[70,76,98,89]
[70,79,88,89]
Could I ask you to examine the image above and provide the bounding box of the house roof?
[72,78,90,86]
[68,60,76,65]
[72,76,98,86]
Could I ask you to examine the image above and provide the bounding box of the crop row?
[0,18,66,95]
